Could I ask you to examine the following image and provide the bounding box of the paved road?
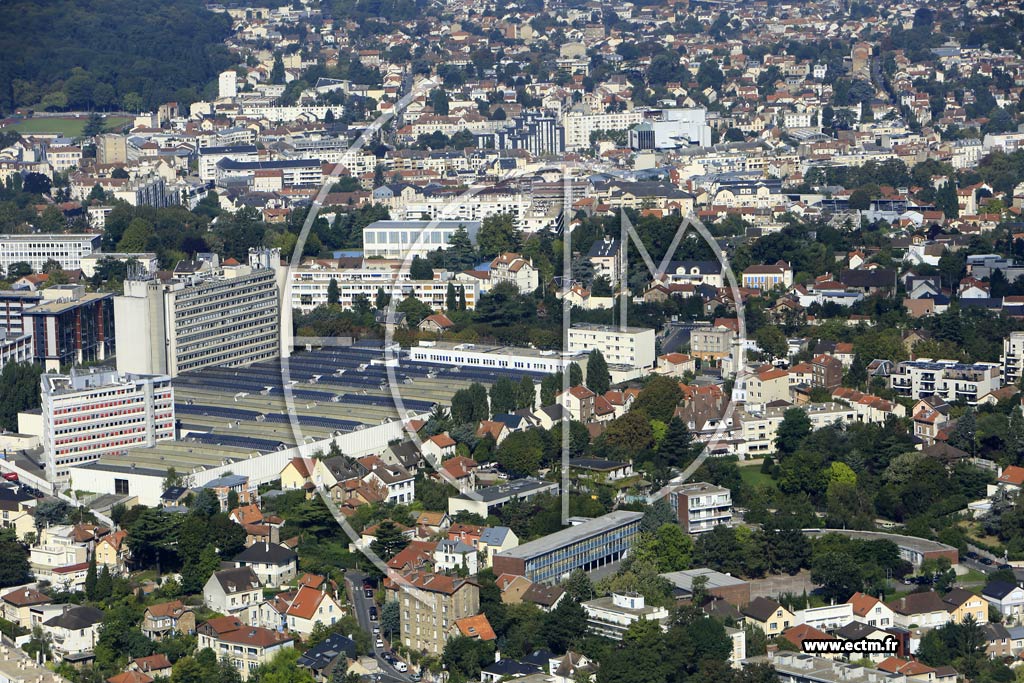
[346,570,414,683]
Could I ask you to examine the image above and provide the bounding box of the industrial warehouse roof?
[73,344,549,476]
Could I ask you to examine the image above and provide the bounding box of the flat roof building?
[0,233,101,272]
[567,323,656,374]
[24,286,114,371]
[492,510,643,584]
[362,220,480,260]
[448,477,559,518]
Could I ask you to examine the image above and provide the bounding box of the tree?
[0,362,43,431]
[562,569,595,603]
[541,598,586,653]
[632,376,684,423]
[396,294,432,326]
[569,363,583,387]
[327,278,340,305]
[950,409,978,456]
[477,213,521,259]
[755,326,788,361]
[380,599,400,639]
[811,550,863,603]
[410,256,434,280]
[604,411,654,451]
[849,188,872,210]
[494,430,545,477]
[586,349,611,395]
[935,180,959,219]
[429,88,450,115]
[660,417,695,467]
[446,282,458,311]
[775,408,811,456]
[118,217,153,252]
[0,529,30,587]
[517,376,536,410]
[443,635,494,682]
[641,499,675,533]
[85,553,98,599]
[370,521,409,560]
[271,53,286,84]
[490,377,518,415]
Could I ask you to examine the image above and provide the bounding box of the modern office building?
[493,112,565,157]
[0,290,42,336]
[0,330,32,371]
[114,248,286,377]
[362,220,480,260]
[215,158,322,187]
[889,359,1001,404]
[23,285,115,371]
[0,234,102,272]
[40,368,174,481]
[567,323,656,372]
[668,482,733,534]
[628,108,712,150]
[491,510,643,584]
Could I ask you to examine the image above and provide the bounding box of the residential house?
[452,613,497,642]
[1,587,51,629]
[582,592,669,640]
[888,592,951,629]
[847,592,895,629]
[548,652,598,683]
[558,386,597,423]
[476,420,510,445]
[94,530,129,574]
[833,621,895,664]
[422,433,457,461]
[387,570,480,655]
[943,588,988,624]
[418,313,455,334]
[434,539,479,575]
[657,353,696,378]
[129,654,173,678]
[197,617,294,681]
[811,354,843,390]
[297,633,357,681]
[142,600,196,640]
[234,542,298,587]
[415,511,451,536]
[0,485,36,541]
[358,455,415,504]
[490,253,539,293]
[983,622,1014,658]
[282,584,345,637]
[280,457,317,490]
[42,605,104,662]
[742,261,793,290]
[982,580,1024,624]
[204,567,262,615]
[742,597,794,636]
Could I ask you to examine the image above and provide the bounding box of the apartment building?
[668,483,732,534]
[582,592,669,640]
[567,323,656,372]
[40,368,174,481]
[46,145,82,173]
[492,511,643,584]
[587,236,626,287]
[362,220,481,260]
[289,266,477,313]
[690,325,735,363]
[0,291,42,336]
[741,261,793,290]
[198,145,260,181]
[24,285,115,370]
[733,403,858,456]
[1002,331,1024,387]
[216,158,322,188]
[490,253,539,293]
[563,110,645,151]
[391,571,480,655]
[0,330,32,371]
[197,617,294,681]
[889,359,1001,404]
[115,249,285,377]
[0,233,101,272]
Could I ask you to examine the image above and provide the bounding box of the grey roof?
[587,237,620,258]
[982,580,1019,600]
[43,605,104,629]
[234,543,297,565]
[661,568,748,591]
[495,510,642,561]
[479,526,513,545]
[453,477,558,504]
[213,566,260,593]
[569,458,628,471]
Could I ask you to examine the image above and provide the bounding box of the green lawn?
[739,465,778,490]
[1,115,131,137]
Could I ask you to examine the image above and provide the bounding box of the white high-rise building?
[219,70,238,99]
[1002,332,1024,387]
[114,248,289,377]
[567,323,656,373]
[40,368,174,481]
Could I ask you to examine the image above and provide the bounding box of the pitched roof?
[145,600,189,619]
[133,654,172,672]
[212,567,261,594]
[454,613,496,640]
[998,465,1024,486]
[982,580,1020,600]
[2,587,51,607]
[108,672,153,683]
[234,542,297,565]
[847,592,882,617]
[741,596,785,621]
[286,585,330,620]
[888,591,949,615]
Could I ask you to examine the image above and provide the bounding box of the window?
[115,479,129,495]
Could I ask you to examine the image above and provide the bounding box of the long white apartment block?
[39,368,174,481]
[0,233,101,272]
[289,265,478,313]
[567,323,656,372]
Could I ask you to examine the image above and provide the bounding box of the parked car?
[375,638,384,649]
[372,626,380,635]
[369,606,378,620]
[365,588,374,598]
[2,472,19,482]
[981,557,995,566]
[394,661,409,673]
